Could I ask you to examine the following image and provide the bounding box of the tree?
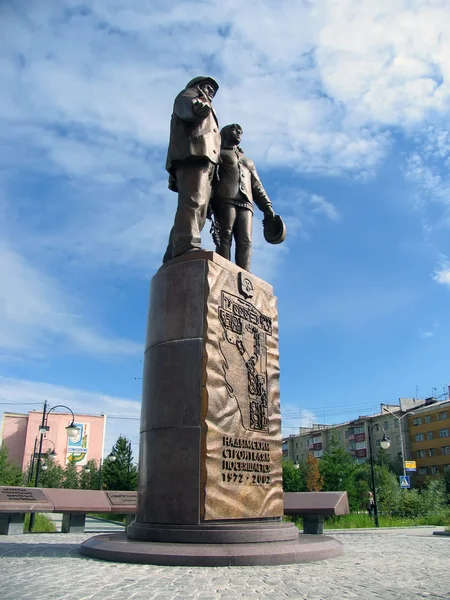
[374,464,400,516]
[102,435,138,491]
[444,469,450,501]
[0,445,24,486]
[39,458,64,488]
[375,446,391,469]
[305,452,323,492]
[282,459,305,492]
[320,434,356,492]
[79,459,101,490]
[62,461,80,489]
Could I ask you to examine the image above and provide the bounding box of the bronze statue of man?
[211,124,278,272]
[162,76,221,263]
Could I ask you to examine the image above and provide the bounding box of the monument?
[81,77,343,565]
[211,123,286,271]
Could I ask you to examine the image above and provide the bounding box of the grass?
[87,512,127,523]
[23,513,57,533]
[290,511,450,530]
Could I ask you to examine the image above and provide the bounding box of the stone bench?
[283,491,349,534]
[0,487,348,536]
[0,487,137,535]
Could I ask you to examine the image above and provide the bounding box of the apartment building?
[408,399,450,485]
[284,398,428,467]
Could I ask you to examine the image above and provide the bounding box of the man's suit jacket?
[166,87,221,190]
[213,148,272,214]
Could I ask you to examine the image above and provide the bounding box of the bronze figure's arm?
[173,88,211,123]
[249,163,275,217]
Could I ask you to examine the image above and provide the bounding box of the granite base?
[80,532,344,566]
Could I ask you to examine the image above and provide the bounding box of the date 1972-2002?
[222,472,271,485]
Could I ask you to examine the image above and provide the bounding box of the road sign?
[400,475,410,489]
[404,460,416,471]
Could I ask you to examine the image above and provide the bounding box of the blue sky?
[1,0,450,455]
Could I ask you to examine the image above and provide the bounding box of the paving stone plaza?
[1,528,449,600]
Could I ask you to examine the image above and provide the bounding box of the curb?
[325,526,444,533]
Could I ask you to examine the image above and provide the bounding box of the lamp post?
[39,439,57,473]
[96,453,117,489]
[127,440,132,489]
[382,406,414,477]
[29,400,78,531]
[367,422,391,528]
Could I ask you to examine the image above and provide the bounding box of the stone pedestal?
[81,252,343,565]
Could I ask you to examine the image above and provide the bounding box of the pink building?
[1,410,106,471]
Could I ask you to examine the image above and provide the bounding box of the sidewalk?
[0,529,449,600]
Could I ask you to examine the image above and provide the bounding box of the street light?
[367,422,391,528]
[106,442,133,489]
[29,400,79,531]
[382,406,414,477]
[96,452,118,489]
[28,438,57,483]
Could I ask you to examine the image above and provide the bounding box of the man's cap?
[263,214,286,245]
[185,76,219,95]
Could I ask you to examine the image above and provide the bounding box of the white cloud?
[310,194,341,222]
[419,329,434,339]
[0,376,141,453]
[0,0,449,365]
[0,244,141,357]
[3,0,449,183]
[433,264,450,286]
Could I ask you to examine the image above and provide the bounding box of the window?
[445,465,450,473]
[429,448,436,457]
[431,466,439,475]
[415,433,425,442]
[427,432,433,440]
[440,429,449,438]
[354,426,365,435]
[442,446,450,456]
[313,450,323,458]
[438,412,448,421]
[356,441,366,450]
[413,417,422,426]
[418,467,428,475]
[417,450,426,458]
[313,436,321,443]
[425,415,431,424]
[383,421,389,430]
[356,457,366,464]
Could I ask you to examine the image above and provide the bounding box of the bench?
[0,487,137,535]
[284,491,349,534]
[0,487,348,536]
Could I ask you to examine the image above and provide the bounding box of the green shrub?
[24,513,57,533]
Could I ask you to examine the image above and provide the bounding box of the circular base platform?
[127,519,299,544]
[80,533,344,566]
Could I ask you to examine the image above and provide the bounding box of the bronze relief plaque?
[106,491,138,507]
[0,487,48,503]
[201,261,283,520]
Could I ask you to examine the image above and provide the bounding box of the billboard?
[66,422,89,466]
